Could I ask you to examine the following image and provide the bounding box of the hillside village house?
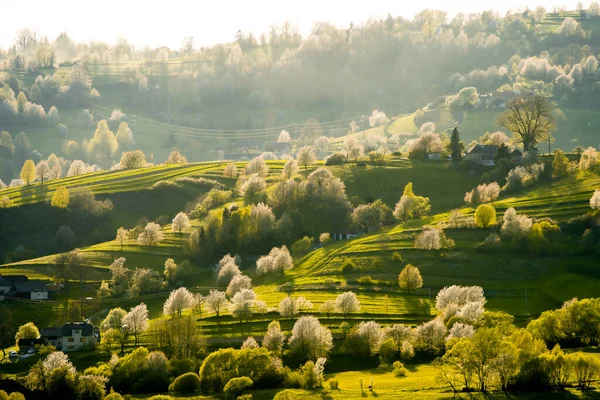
[0,275,56,301]
[18,322,99,353]
[464,144,522,166]
[42,322,99,352]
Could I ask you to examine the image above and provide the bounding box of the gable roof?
[3,275,29,283]
[61,322,95,337]
[0,276,14,287]
[466,144,498,154]
[40,327,62,338]
[13,281,50,293]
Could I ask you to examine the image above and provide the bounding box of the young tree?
[319,300,337,320]
[552,149,569,177]
[15,322,39,346]
[474,204,497,228]
[282,158,299,179]
[228,289,257,322]
[590,190,600,210]
[115,227,128,249]
[448,127,464,164]
[165,150,187,164]
[89,120,118,161]
[246,156,268,177]
[116,122,134,149]
[226,274,252,296]
[122,303,149,345]
[35,160,50,184]
[119,150,147,169]
[262,320,286,355]
[343,137,364,162]
[296,146,317,171]
[369,109,389,127]
[288,316,333,362]
[20,159,35,185]
[102,307,127,330]
[256,246,293,275]
[278,130,291,143]
[355,320,385,356]
[163,287,195,317]
[172,212,190,239]
[205,290,227,317]
[335,292,360,319]
[223,163,238,178]
[164,258,178,283]
[398,264,423,292]
[241,336,259,349]
[500,207,532,239]
[137,222,164,246]
[496,96,556,152]
[51,187,70,208]
[393,182,431,221]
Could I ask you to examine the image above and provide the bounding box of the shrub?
[391,252,403,262]
[356,162,367,167]
[393,361,408,377]
[325,153,346,165]
[341,257,357,273]
[168,372,201,395]
[357,276,375,285]
[223,377,253,398]
[291,236,313,257]
[327,378,339,390]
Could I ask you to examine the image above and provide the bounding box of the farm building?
[464,144,522,166]
[0,275,57,301]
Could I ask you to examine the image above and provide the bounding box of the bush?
[168,372,201,395]
[393,361,408,377]
[341,257,357,273]
[391,251,403,262]
[148,396,172,400]
[223,377,253,398]
[325,153,346,165]
[357,276,375,285]
[291,236,313,257]
[237,395,253,400]
[327,378,339,389]
[356,162,367,167]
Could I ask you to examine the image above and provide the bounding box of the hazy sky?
[1,0,581,49]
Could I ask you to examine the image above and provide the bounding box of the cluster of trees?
[98,257,164,298]
[186,165,354,260]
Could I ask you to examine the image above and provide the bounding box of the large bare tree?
[496,96,556,152]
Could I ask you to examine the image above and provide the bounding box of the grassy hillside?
[3,164,598,333]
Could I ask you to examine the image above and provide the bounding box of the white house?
[40,322,99,352]
[0,275,55,301]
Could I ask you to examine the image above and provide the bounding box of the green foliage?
[168,372,201,395]
[199,347,281,393]
[340,257,357,273]
[392,361,408,377]
[327,378,339,390]
[448,127,464,164]
[291,236,314,257]
[106,347,170,394]
[223,377,253,398]
[391,251,403,263]
[474,204,497,228]
[379,339,397,365]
